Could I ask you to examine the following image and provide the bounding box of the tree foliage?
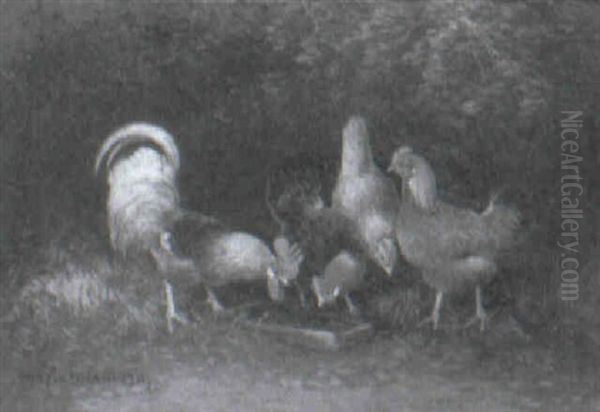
[1,1,598,288]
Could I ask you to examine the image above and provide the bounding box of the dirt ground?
[3,309,599,412]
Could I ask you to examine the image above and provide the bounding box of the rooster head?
[388,146,438,211]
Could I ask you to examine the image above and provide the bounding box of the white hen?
[332,116,400,276]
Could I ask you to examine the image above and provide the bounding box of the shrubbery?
[1,1,598,339]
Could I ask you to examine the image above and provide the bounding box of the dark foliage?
[1,1,598,332]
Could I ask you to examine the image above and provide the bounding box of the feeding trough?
[241,320,373,350]
[233,302,374,350]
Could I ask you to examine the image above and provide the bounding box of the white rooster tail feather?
[96,122,181,256]
[95,122,180,177]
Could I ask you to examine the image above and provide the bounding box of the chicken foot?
[464,285,489,332]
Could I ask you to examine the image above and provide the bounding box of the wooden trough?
[240,320,373,350]
[234,302,374,350]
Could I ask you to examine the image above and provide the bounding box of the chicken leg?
[418,290,444,330]
[344,294,361,317]
[464,285,488,332]
[164,280,189,334]
[205,287,225,313]
[297,284,308,309]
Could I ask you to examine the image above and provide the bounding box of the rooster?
[387,146,521,331]
[95,122,180,258]
[95,123,293,332]
[332,116,400,277]
[95,122,187,331]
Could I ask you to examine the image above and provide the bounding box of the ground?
[2,308,598,412]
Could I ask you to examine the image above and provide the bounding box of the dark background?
[1,3,599,410]
[1,1,598,324]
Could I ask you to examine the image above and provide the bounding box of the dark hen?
[387,146,520,330]
[269,179,370,314]
[332,116,400,276]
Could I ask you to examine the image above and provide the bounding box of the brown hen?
[387,146,520,331]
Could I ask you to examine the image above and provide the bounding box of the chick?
[311,251,366,316]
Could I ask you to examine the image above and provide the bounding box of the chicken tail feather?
[95,122,180,177]
[483,197,521,251]
[95,122,181,256]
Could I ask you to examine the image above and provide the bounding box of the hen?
[332,116,400,277]
[269,177,369,314]
[387,146,520,330]
[311,251,366,316]
[155,210,293,313]
[265,154,332,303]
